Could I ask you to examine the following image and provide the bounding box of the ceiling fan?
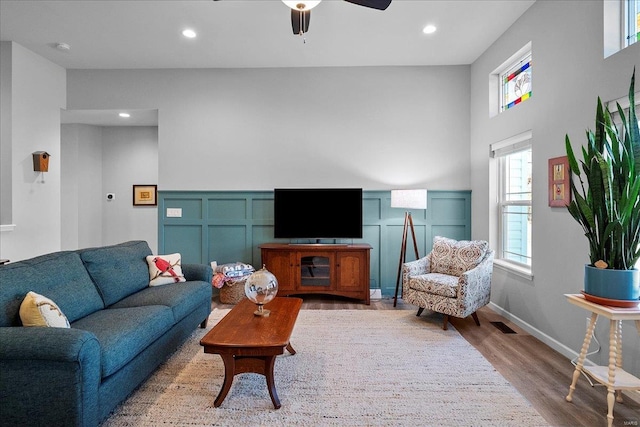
[284,0,392,36]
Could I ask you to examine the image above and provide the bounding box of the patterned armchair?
[402,236,494,330]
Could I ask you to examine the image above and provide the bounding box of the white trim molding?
[1,224,16,232]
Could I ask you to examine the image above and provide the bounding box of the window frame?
[490,131,533,279]
[624,0,639,48]
[499,51,532,113]
[497,149,532,268]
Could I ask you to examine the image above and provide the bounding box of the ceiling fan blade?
[291,9,311,35]
[343,0,392,10]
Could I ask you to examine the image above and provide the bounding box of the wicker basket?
[219,278,247,304]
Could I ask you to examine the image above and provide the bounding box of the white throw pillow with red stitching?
[146,253,186,287]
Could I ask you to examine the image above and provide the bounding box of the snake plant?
[565,69,640,271]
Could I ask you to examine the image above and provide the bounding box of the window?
[500,52,532,112]
[625,0,639,47]
[491,132,532,273]
[605,0,639,57]
[489,42,531,117]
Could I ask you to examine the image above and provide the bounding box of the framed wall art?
[548,156,570,207]
[133,185,157,206]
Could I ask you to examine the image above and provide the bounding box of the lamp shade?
[391,189,427,210]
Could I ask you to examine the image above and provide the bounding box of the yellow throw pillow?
[146,253,186,287]
[19,291,70,328]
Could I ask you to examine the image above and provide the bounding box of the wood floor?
[212,295,640,426]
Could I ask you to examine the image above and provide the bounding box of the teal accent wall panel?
[158,190,471,297]
[361,224,381,289]
[208,225,249,264]
[163,225,202,264]
[252,199,273,221]
[208,199,247,220]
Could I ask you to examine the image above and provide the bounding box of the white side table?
[565,293,640,427]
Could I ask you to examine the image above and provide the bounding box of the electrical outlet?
[166,208,182,218]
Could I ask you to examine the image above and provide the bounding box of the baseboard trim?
[488,303,640,406]
[486,301,596,367]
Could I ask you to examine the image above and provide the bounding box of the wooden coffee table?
[200,297,303,409]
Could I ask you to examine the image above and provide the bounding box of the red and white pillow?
[146,253,186,287]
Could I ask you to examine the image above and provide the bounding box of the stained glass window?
[500,53,532,112]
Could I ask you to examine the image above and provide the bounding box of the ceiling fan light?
[282,0,321,11]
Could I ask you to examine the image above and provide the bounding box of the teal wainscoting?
[158,190,471,297]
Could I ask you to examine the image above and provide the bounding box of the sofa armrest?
[182,263,213,283]
[0,326,102,427]
[457,250,495,305]
[402,255,431,284]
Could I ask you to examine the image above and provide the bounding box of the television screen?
[274,188,363,240]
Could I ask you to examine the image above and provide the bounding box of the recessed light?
[423,25,437,34]
[119,113,130,118]
[182,29,197,38]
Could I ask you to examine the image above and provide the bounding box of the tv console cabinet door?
[262,249,294,292]
[296,252,336,291]
[336,251,367,293]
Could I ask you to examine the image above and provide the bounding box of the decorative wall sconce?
[32,151,50,172]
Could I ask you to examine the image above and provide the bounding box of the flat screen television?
[274,188,363,240]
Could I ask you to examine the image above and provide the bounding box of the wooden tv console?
[260,243,372,305]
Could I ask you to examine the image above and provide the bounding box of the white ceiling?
[2,0,535,126]
[1,0,535,69]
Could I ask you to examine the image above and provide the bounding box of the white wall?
[60,124,158,251]
[470,1,640,373]
[0,42,12,227]
[101,126,158,251]
[0,42,66,262]
[61,123,103,250]
[66,66,471,192]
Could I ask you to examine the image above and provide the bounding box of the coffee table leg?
[214,354,236,407]
[286,342,296,355]
[265,355,281,409]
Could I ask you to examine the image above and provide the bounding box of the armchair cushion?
[407,273,458,297]
[430,236,488,277]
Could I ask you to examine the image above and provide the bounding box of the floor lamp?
[391,189,427,307]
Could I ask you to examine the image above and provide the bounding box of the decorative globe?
[244,266,278,316]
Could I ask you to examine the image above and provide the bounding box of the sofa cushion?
[78,241,152,306]
[19,291,70,328]
[430,236,488,277]
[71,306,174,378]
[146,253,186,287]
[0,251,104,326]
[408,273,459,298]
[109,280,211,324]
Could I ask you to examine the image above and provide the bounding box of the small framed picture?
[548,156,570,207]
[133,185,157,206]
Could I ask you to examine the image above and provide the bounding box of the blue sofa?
[0,240,213,427]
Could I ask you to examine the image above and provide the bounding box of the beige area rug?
[103,309,549,427]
